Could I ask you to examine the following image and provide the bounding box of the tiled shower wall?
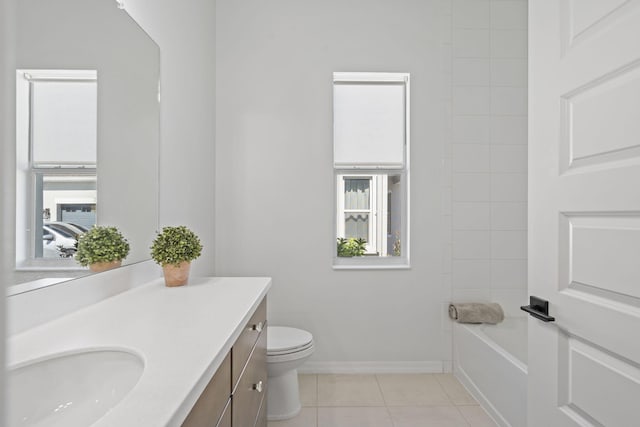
[441,0,528,368]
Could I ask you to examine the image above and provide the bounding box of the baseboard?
[298,360,445,374]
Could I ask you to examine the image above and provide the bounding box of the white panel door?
[529,1,640,426]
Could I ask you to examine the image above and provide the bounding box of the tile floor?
[267,374,498,427]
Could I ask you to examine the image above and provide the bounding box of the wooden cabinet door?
[232,330,267,427]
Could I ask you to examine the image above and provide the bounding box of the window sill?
[332,257,410,270]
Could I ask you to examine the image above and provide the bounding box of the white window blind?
[31,80,97,166]
[333,76,406,169]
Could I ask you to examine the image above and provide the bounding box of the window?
[333,72,409,268]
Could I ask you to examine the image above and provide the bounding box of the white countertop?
[7,276,272,427]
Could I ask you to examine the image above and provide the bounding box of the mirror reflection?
[10,0,160,290]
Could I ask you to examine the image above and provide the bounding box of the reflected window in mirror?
[16,70,97,266]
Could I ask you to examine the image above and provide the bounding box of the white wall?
[215,0,448,369]
[445,0,528,317]
[0,0,16,419]
[124,0,216,277]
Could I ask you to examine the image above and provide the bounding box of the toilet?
[266,326,314,421]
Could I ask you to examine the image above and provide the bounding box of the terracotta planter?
[89,260,122,273]
[162,261,191,287]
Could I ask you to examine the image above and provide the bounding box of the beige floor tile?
[388,406,471,427]
[458,405,498,427]
[317,407,393,427]
[268,407,317,427]
[376,374,452,406]
[434,373,478,405]
[317,374,385,406]
[299,374,317,407]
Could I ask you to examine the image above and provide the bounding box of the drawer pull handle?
[252,322,264,333]
[253,380,263,393]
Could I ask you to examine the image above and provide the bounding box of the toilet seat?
[267,326,313,356]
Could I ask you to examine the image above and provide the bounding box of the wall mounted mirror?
[8,0,160,293]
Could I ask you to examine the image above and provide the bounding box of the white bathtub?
[453,317,528,427]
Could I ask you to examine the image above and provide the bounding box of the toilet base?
[267,369,302,421]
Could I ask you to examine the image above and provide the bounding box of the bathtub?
[453,317,528,427]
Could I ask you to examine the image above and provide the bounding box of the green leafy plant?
[75,226,130,266]
[337,237,367,257]
[150,226,203,266]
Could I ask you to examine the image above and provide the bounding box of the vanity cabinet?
[182,297,267,427]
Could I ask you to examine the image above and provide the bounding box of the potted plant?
[337,237,367,257]
[151,225,203,287]
[76,226,130,272]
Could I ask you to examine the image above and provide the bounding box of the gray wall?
[125,0,216,276]
[215,0,448,367]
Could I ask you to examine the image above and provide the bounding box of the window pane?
[344,178,370,210]
[345,213,369,240]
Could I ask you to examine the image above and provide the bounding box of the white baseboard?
[298,360,445,374]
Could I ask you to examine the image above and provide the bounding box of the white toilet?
[266,326,314,421]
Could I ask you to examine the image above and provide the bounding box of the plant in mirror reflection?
[75,226,130,266]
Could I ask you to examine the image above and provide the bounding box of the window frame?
[332,72,410,269]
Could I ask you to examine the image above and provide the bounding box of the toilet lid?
[267,326,313,354]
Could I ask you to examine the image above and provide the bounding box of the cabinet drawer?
[182,352,231,427]
[232,298,266,388]
[232,328,267,427]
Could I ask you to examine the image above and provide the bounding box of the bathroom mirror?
[8,0,160,291]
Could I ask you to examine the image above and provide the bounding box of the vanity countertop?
[7,276,272,427]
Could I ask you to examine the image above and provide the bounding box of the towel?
[448,303,504,324]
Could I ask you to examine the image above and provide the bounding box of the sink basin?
[8,349,144,427]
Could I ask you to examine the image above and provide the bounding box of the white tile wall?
[453,202,491,229]
[453,230,491,259]
[491,259,527,289]
[491,29,527,58]
[490,145,527,173]
[491,87,527,115]
[490,202,527,229]
[453,58,491,86]
[452,116,491,143]
[453,29,491,57]
[490,116,527,144]
[453,144,491,172]
[453,86,491,115]
[445,0,528,322]
[491,173,527,201]
[490,1,528,29]
[491,86,527,116]
[491,230,527,259]
[452,260,492,288]
[453,0,491,29]
[491,59,527,86]
[453,173,491,201]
